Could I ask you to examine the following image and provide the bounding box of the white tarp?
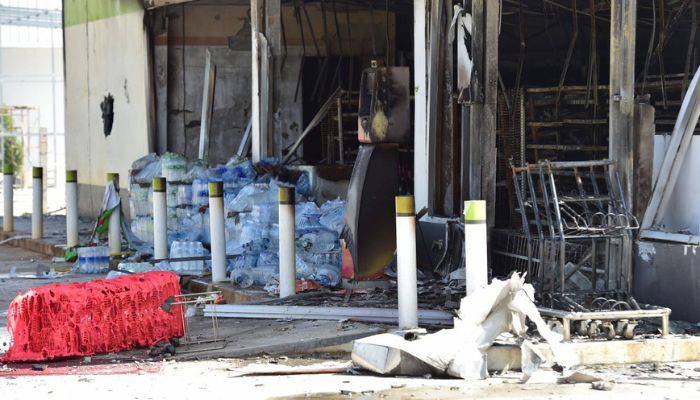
[352,273,574,380]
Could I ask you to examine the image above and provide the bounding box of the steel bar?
[642,66,700,231]
[204,305,454,326]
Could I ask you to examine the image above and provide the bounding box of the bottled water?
[75,246,109,274]
[231,268,254,288]
[296,254,315,280]
[191,178,209,207]
[177,184,193,206]
[257,251,279,268]
[230,266,278,288]
[319,199,346,234]
[168,241,205,275]
[161,152,187,181]
[315,265,340,286]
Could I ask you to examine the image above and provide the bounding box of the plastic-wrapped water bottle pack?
[128,153,347,287]
[73,246,111,274]
[167,241,208,276]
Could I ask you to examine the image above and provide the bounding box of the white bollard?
[153,177,168,260]
[464,200,488,296]
[107,173,121,256]
[209,181,227,283]
[278,187,296,298]
[66,170,79,248]
[32,167,43,239]
[395,195,418,329]
[3,164,13,232]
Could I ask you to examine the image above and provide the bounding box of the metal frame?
[511,159,637,295]
[501,159,669,340]
[172,291,226,353]
[204,304,453,326]
[0,6,61,29]
[539,305,670,341]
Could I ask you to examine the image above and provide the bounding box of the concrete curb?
[0,230,65,257]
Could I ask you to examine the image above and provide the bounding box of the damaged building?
[0,0,697,386]
[62,0,700,320]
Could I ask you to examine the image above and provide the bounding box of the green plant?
[1,110,23,176]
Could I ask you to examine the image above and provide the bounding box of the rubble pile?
[127,153,346,288]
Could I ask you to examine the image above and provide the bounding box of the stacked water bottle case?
[125,153,347,287]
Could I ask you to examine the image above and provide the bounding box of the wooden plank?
[608,0,637,210]
[482,0,500,227]
[468,0,484,201]
[251,0,266,163]
[633,102,655,222]
[425,0,442,213]
[154,17,168,154]
[198,49,216,161]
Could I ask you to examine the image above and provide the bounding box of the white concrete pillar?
[209,181,227,282]
[278,186,296,298]
[153,177,168,260]
[396,195,418,329]
[32,167,43,239]
[3,164,13,232]
[413,0,429,211]
[464,200,488,295]
[66,170,79,248]
[107,173,121,256]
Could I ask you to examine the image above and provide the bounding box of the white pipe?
[278,187,296,298]
[107,173,121,256]
[31,167,43,239]
[3,164,13,232]
[395,195,418,329]
[66,170,78,247]
[153,177,168,260]
[464,200,488,296]
[209,181,227,283]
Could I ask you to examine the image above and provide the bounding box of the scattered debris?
[351,273,574,380]
[31,364,47,371]
[591,380,614,391]
[228,361,351,377]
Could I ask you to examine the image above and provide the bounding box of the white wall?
[1,48,64,133]
[653,135,700,235]
[65,6,152,215]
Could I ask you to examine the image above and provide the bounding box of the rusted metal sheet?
[343,145,399,280]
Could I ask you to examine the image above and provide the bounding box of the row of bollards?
[393,197,487,330]
[2,167,488,331]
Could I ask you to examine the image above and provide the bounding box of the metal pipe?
[153,177,168,260]
[396,196,418,329]
[66,170,78,247]
[107,173,121,255]
[32,167,43,239]
[209,181,227,283]
[3,163,13,232]
[278,187,296,298]
[464,200,488,295]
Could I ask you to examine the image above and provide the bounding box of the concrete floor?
[2,245,700,399]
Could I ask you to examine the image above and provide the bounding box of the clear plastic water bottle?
[316,265,340,286]
[231,268,254,288]
[296,254,315,280]
[250,266,279,285]
[101,246,110,272]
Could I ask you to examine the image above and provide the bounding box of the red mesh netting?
[1,271,184,362]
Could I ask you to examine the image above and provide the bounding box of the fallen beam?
[203,305,453,326]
